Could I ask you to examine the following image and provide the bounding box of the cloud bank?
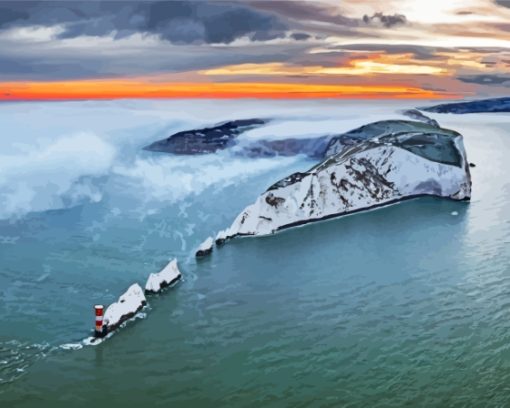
[0,0,509,96]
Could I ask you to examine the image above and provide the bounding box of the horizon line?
[0,80,461,101]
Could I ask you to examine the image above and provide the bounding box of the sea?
[0,99,509,407]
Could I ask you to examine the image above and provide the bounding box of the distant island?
[423,96,510,114]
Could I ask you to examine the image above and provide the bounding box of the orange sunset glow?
[0,80,449,101]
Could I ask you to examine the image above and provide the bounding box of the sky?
[0,0,509,100]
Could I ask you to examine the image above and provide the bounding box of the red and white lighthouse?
[94,305,104,338]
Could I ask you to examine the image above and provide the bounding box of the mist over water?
[0,99,407,220]
[0,99,509,407]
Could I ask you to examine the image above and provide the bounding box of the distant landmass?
[143,118,268,154]
[143,118,335,158]
[423,97,510,114]
[143,111,443,160]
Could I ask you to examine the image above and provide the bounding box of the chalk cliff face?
[220,120,471,238]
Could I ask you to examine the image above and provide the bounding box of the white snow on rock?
[60,343,83,351]
[145,259,182,294]
[215,229,229,245]
[196,236,213,257]
[222,121,471,238]
[103,283,147,332]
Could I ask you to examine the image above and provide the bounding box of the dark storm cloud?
[246,0,407,39]
[0,56,120,80]
[0,0,314,80]
[0,36,314,81]
[248,0,357,26]
[143,1,287,44]
[0,1,287,44]
[495,0,510,8]
[290,32,312,41]
[0,4,29,26]
[249,1,409,38]
[0,2,117,29]
[458,74,510,86]
[362,13,407,28]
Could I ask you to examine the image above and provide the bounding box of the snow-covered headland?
[218,120,472,239]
